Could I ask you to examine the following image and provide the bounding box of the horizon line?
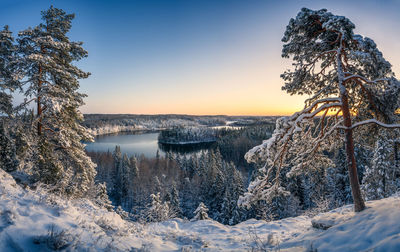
[83,113,287,117]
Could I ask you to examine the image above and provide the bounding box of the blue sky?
[1,0,400,115]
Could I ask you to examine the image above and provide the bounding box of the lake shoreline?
[158,139,217,145]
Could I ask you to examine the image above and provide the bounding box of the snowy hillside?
[0,168,399,251]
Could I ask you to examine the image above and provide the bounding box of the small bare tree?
[240,8,400,212]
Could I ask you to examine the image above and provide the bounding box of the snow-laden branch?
[343,74,389,84]
[306,118,344,156]
[337,119,400,130]
[303,94,339,108]
[266,101,342,169]
[288,101,341,132]
[304,49,337,67]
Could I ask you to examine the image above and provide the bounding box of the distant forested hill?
[83,114,278,135]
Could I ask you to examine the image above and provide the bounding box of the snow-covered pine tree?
[121,153,131,207]
[169,182,182,217]
[155,149,160,169]
[220,188,242,224]
[219,161,243,224]
[191,202,209,221]
[129,156,139,178]
[0,26,19,172]
[146,192,172,222]
[185,155,196,178]
[205,150,225,219]
[325,146,352,208]
[362,130,398,200]
[153,175,162,195]
[240,8,400,212]
[180,175,197,219]
[88,182,113,211]
[17,6,95,195]
[0,122,18,171]
[112,146,123,205]
[126,156,139,209]
[0,25,19,116]
[116,205,130,220]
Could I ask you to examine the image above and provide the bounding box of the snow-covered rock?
[311,204,354,230]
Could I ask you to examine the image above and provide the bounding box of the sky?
[1,0,400,116]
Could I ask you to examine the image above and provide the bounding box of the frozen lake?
[85,131,163,158]
[85,131,216,157]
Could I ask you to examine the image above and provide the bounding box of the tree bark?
[37,44,46,136]
[336,43,366,212]
[37,64,42,136]
[341,92,366,212]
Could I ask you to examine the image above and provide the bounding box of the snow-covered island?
[158,126,218,145]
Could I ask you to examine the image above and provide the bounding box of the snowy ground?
[0,168,399,251]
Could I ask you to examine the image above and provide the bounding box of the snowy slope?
[0,169,145,251]
[0,168,399,251]
[284,196,400,251]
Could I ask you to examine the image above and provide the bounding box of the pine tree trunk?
[37,64,42,136]
[336,44,366,212]
[341,93,366,212]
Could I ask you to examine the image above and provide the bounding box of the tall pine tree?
[0,26,19,172]
[17,6,95,195]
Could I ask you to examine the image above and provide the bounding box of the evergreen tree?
[146,192,172,222]
[0,25,19,116]
[325,147,352,208]
[17,6,95,195]
[155,149,160,169]
[121,153,130,206]
[205,150,225,219]
[241,8,400,212]
[191,202,209,221]
[116,205,129,220]
[220,162,244,224]
[126,156,139,208]
[180,175,197,218]
[0,122,18,171]
[35,135,63,185]
[362,130,398,200]
[154,175,162,194]
[0,26,19,172]
[169,183,182,217]
[89,182,113,211]
[129,156,139,179]
[112,146,123,205]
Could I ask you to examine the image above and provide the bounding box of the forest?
[83,113,276,136]
[87,124,274,224]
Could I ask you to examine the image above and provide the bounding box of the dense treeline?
[158,126,218,144]
[87,124,275,224]
[217,123,275,168]
[88,148,245,224]
[88,121,400,224]
[83,114,277,135]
